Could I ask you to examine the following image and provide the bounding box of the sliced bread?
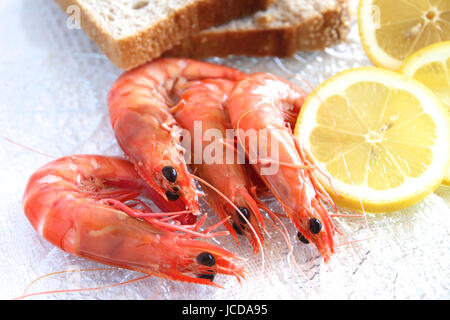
[54,0,274,69]
[165,0,352,58]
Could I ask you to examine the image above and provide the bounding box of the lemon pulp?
[313,82,436,190]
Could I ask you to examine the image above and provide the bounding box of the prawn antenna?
[14,269,154,300]
[2,136,58,159]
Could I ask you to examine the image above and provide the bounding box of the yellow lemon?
[358,0,450,70]
[401,41,450,185]
[294,67,449,212]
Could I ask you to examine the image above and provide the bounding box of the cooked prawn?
[108,58,244,223]
[22,155,245,287]
[227,73,336,262]
[172,78,267,252]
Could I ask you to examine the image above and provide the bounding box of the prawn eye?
[309,218,322,234]
[196,252,216,267]
[198,272,215,282]
[297,232,309,244]
[165,190,180,201]
[237,207,250,223]
[162,166,177,183]
[232,222,243,235]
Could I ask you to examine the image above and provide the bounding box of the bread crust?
[165,0,352,58]
[54,0,274,69]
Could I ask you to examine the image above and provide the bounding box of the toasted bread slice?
[54,0,274,69]
[166,0,352,58]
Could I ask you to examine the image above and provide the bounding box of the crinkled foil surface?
[0,0,448,300]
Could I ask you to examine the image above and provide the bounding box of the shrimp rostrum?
[22,155,244,287]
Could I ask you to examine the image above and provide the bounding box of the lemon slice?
[358,0,450,70]
[294,67,449,212]
[400,41,450,185]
